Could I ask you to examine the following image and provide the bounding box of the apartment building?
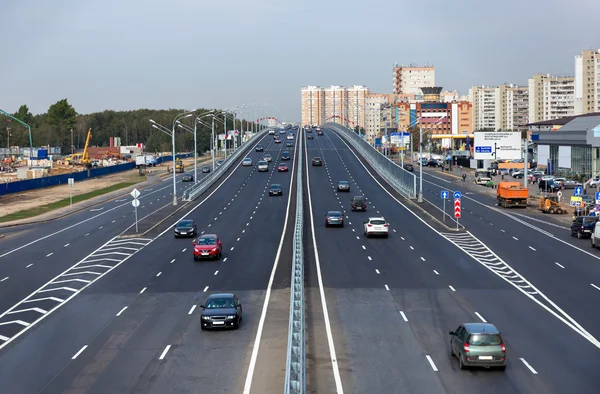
[469,84,529,131]
[575,49,600,115]
[392,64,435,95]
[528,74,575,123]
[346,85,369,130]
[365,93,394,142]
[503,84,529,130]
[300,86,325,126]
[470,85,500,130]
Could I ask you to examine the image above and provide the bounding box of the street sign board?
[574,186,583,197]
[132,199,140,208]
[453,191,462,199]
[454,199,461,218]
[130,188,141,199]
[441,190,449,199]
[474,131,522,160]
[390,132,410,145]
[68,178,74,185]
[218,134,226,141]
[570,196,582,207]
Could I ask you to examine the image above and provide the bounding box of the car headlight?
[202,316,211,320]
[212,247,218,252]
[175,229,180,232]
[226,315,236,319]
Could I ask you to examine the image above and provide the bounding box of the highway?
[0,131,297,393]
[1,126,600,393]
[302,128,600,393]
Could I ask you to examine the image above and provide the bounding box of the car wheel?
[234,317,241,329]
[325,222,329,227]
[340,223,344,228]
[498,365,506,371]
[459,355,467,370]
[577,232,582,239]
[193,256,198,261]
[592,238,596,248]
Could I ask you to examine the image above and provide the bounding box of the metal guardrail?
[325,123,417,199]
[182,130,268,201]
[284,127,305,394]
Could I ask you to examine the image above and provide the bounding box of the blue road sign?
[454,191,462,199]
[574,186,583,197]
[441,190,449,199]
[475,146,492,153]
[595,191,600,201]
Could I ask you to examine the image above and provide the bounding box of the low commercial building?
[530,114,600,179]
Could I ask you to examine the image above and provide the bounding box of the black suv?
[571,216,598,239]
[350,196,367,211]
[255,145,264,152]
[539,179,561,193]
[312,157,323,166]
[281,151,291,160]
[200,293,242,330]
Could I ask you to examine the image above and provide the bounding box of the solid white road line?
[72,345,88,360]
[529,246,536,251]
[399,311,409,322]
[409,246,414,250]
[501,229,506,232]
[433,270,439,275]
[0,277,8,282]
[46,253,53,257]
[367,256,372,261]
[425,355,438,372]
[375,269,380,274]
[420,257,426,261]
[139,287,147,294]
[449,285,456,292]
[223,257,228,262]
[156,272,162,277]
[203,286,209,292]
[64,243,70,247]
[512,236,518,240]
[116,306,128,316]
[182,248,186,253]
[170,259,175,264]
[214,270,219,275]
[520,358,538,374]
[159,345,171,360]
[555,262,565,269]
[26,264,33,268]
[361,245,366,250]
[591,284,600,291]
[188,305,197,315]
[243,128,299,394]
[474,312,487,323]
[384,284,390,291]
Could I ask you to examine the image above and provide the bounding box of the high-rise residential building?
[300,86,325,126]
[392,64,435,95]
[502,84,529,130]
[528,74,575,123]
[365,93,394,142]
[575,49,600,115]
[324,85,347,125]
[346,85,369,130]
[470,85,500,130]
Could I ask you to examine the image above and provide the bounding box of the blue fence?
[0,153,192,197]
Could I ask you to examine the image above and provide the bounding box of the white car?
[287,134,294,140]
[363,217,389,238]
[268,130,275,135]
[242,157,253,166]
[257,160,269,172]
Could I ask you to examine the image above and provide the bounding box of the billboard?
[390,132,410,145]
[474,132,521,160]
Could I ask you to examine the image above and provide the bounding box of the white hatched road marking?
[0,236,151,349]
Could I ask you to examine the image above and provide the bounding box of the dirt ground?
[0,157,199,217]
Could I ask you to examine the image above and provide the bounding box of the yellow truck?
[175,160,184,173]
[497,181,528,208]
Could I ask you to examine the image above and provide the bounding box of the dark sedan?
[182,173,194,182]
[403,163,414,172]
[255,145,265,152]
[201,166,211,173]
[307,134,314,140]
[174,219,197,238]
[286,142,294,147]
[312,157,323,166]
[325,211,344,227]
[200,293,242,330]
[281,151,291,160]
[317,130,324,136]
[269,184,283,196]
[337,180,350,192]
[350,196,367,211]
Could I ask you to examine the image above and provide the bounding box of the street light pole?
[211,116,215,170]
[418,124,424,203]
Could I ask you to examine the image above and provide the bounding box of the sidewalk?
[0,156,207,228]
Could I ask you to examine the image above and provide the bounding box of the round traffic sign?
[453,191,462,199]
[557,191,562,198]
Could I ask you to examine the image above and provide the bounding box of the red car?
[192,234,222,260]
[278,163,288,172]
[274,138,281,143]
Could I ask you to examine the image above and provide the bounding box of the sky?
[1,0,599,122]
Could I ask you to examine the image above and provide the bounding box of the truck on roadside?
[135,154,157,168]
[497,181,528,208]
[474,169,492,185]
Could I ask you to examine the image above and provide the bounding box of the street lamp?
[416,115,447,203]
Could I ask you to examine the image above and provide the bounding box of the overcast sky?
[1,0,599,122]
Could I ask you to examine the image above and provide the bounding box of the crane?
[66,128,92,166]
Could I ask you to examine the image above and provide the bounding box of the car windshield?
[177,221,193,228]
[197,237,217,245]
[244,158,251,162]
[468,334,502,346]
[265,154,271,157]
[205,297,235,309]
[314,157,321,160]
[370,219,386,225]
[327,211,342,217]
[279,163,286,167]
[353,197,365,202]
[271,184,281,189]
[339,181,348,185]
[258,161,267,165]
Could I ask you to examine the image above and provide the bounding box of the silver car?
[242,157,253,166]
[263,154,272,162]
[257,160,269,172]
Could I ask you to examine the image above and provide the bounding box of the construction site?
[0,129,165,185]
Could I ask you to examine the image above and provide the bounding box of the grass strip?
[0,182,138,223]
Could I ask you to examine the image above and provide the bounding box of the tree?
[47,99,77,149]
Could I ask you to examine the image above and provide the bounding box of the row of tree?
[0,100,258,155]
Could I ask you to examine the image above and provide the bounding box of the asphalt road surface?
[1,127,600,393]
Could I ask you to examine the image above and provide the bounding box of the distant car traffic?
[317,130,323,136]
[269,184,283,196]
[257,160,269,172]
[449,323,507,370]
[363,217,388,237]
[242,157,253,166]
[263,153,272,162]
[255,145,265,152]
[287,134,294,140]
[337,180,350,192]
[312,157,323,166]
[200,293,242,330]
[182,173,194,182]
[278,163,288,172]
[306,129,313,133]
[201,166,211,173]
[286,142,294,147]
[281,151,290,160]
[350,196,367,211]
[174,219,197,238]
[268,130,275,135]
[307,134,314,140]
[403,163,414,172]
[217,159,224,166]
[192,234,222,260]
[325,211,344,227]
[274,138,282,143]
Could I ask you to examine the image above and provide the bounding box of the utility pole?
[71,129,74,154]
[6,125,10,149]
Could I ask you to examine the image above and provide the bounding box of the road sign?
[68,178,74,206]
[475,146,492,153]
[131,199,140,208]
[68,178,74,186]
[454,199,461,218]
[570,196,582,207]
[130,188,140,199]
[441,190,449,199]
[574,186,583,197]
[453,191,462,199]
[595,191,600,204]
